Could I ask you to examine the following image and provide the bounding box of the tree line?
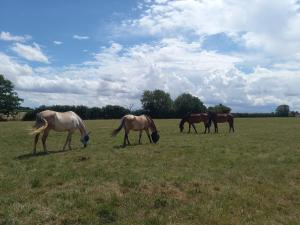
[0,74,297,120]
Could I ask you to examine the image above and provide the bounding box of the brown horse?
[179,113,210,133]
[31,110,90,154]
[208,112,234,133]
[112,114,159,147]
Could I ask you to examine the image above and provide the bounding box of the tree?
[208,104,231,113]
[0,74,23,116]
[102,105,130,119]
[174,93,206,117]
[141,89,174,118]
[275,104,290,117]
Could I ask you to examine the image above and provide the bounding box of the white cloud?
[53,41,63,45]
[73,35,90,40]
[0,52,33,81]
[2,38,300,112]
[124,0,300,61]
[11,43,49,63]
[1,1,300,112]
[0,31,31,42]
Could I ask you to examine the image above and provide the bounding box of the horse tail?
[111,117,125,136]
[31,114,48,135]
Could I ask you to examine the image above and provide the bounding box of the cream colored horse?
[31,110,90,154]
[112,114,159,147]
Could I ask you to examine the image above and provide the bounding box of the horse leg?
[123,131,127,147]
[145,129,152,143]
[33,133,40,155]
[188,123,191,133]
[214,123,218,133]
[232,119,235,132]
[126,131,130,145]
[208,123,211,133]
[63,131,72,151]
[139,130,142,144]
[41,129,50,153]
[68,132,73,150]
[192,124,197,133]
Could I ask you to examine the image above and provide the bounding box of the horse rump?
[151,131,160,143]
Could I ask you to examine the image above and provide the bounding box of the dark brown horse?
[179,113,210,133]
[208,112,234,133]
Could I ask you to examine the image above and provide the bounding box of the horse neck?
[148,118,157,132]
[77,117,87,137]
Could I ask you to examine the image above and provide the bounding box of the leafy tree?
[89,107,103,119]
[289,111,298,117]
[208,104,231,113]
[102,105,130,119]
[275,104,290,117]
[0,74,23,116]
[174,93,206,117]
[141,89,174,118]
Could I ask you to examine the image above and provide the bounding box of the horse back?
[216,113,233,123]
[124,114,149,131]
[53,111,80,131]
[188,113,209,123]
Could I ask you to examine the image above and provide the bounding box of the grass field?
[0,118,300,225]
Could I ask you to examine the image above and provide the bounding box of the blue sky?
[1,0,300,112]
[0,0,141,65]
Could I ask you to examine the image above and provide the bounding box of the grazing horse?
[208,112,234,133]
[112,114,159,147]
[31,110,90,154]
[179,113,210,133]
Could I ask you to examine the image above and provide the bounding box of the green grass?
[0,118,300,225]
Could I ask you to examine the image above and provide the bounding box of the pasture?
[0,118,300,225]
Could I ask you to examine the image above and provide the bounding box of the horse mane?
[74,112,88,136]
[145,115,157,132]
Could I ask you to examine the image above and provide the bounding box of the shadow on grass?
[112,143,147,149]
[14,148,80,160]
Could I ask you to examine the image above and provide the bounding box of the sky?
[1,0,300,112]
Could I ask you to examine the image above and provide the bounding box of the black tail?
[111,117,125,136]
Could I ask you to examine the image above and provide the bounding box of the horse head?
[81,131,91,148]
[179,116,187,132]
[151,131,160,143]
